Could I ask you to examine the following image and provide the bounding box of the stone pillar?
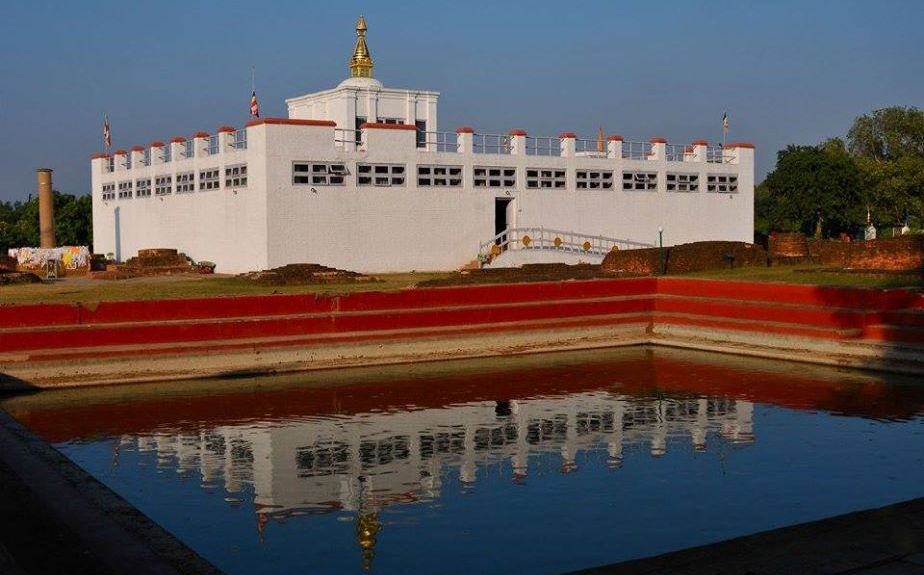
[509,129,527,155]
[130,145,146,168]
[170,137,187,160]
[607,135,623,160]
[456,126,474,154]
[113,149,128,172]
[559,132,576,157]
[649,137,667,161]
[36,168,55,248]
[727,142,755,166]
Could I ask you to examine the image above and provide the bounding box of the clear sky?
[1,0,922,202]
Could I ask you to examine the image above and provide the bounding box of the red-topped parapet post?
[456,126,474,154]
[509,129,527,155]
[193,131,211,157]
[691,139,708,162]
[649,137,667,161]
[218,125,236,151]
[725,142,755,165]
[607,135,623,160]
[170,137,187,160]
[559,132,576,158]
[130,145,145,168]
[150,141,165,166]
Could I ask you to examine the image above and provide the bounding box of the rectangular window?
[667,173,699,192]
[155,175,172,196]
[576,170,614,190]
[293,162,348,185]
[706,174,738,193]
[473,166,516,188]
[357,163,405,186]
[198,168,220,191]
[622,171,658,191]
[417,165,462,187]
[416,120,427,148]
[355,116,366,145]
[176,172,195,193]
[135,178,152,198]
[225,164,248,188]
[117,181,133,199]
[101,183,115,201]
[526,168,566,189]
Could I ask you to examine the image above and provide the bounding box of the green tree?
[847,106,924,227]
[0,192,92,252]
[762,141,863,238]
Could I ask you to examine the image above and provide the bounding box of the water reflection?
[4,347,923,575]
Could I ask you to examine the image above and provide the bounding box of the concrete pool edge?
[0,408,225,575]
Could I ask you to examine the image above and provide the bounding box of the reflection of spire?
[349,16,374,78]
[356,512,382,571]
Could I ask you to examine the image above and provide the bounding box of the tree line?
[757,106,924,240]
[0,192,92,252]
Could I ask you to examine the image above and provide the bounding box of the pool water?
[5,347,924,574]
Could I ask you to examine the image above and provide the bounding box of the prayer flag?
[250,91,260,118]
[103,116,111,148]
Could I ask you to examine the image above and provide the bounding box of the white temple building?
[90,17,755,274]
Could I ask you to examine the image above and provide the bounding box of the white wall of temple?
[91,130,270,271]
[91,119,753,274]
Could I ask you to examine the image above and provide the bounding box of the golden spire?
[350,16,374,78]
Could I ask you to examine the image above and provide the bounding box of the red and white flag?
[103,116,111,148]
[250,91,259,118]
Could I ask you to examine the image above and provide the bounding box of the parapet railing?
[420,131,459,153]
[623,141,653,160]
[472,133,513,155]
[526,136,561,157]
[575,138,606,156]
[480,227,654,258]
[334,128,362,151]
[707,146,733,163]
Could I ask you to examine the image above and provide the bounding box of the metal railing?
[207,135,219,155]
[665,144,690,162]
[479,227,654,258]
[623,141,653,160]
[473,133,512,155]
[575,138,606,156]
[707,146,732,163]
[183,140,194,159]
[419,131,459,153]
[526,136,560,157]
[335,129,361,151]
[231,129,247,150]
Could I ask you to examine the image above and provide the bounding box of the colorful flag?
[722,112,729,135]
[103,116,111,148]
[250,91,260,118]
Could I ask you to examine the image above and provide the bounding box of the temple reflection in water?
[126,392,753,517]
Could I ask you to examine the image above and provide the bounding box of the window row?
[104,165,247,199]
[288,163,739,193]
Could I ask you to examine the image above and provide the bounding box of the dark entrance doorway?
[495,198,513,247]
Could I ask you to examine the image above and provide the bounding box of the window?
[526,168,566,189]
[117,181,133,199]
[707,174,738,193]
[474,166,516,188]
[416,120,427,148]
[155,176,172,196]
[622,171,658,191]
[376,117,404,125]
[355,116,366,145]
[199,168,220,191]
[576,170,613,190]
[417,165,462,187]
[667,173,699,192]
[357,163,405,186]
[225,164,248,188]
[176,172,195,193]
[293,162,348,185]
[101,183,115,201]
[135,178,151,198]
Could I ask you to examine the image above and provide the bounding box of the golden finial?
[350,16,374,78]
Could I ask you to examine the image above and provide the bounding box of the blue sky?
[1,0,922,202]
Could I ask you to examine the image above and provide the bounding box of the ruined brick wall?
[769,233,810,258]
[600,242,767,275]
[845,236,924,271]
[0,255,16,272]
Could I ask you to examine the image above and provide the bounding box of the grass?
[684,266,924,289]
[0,272,456,305]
